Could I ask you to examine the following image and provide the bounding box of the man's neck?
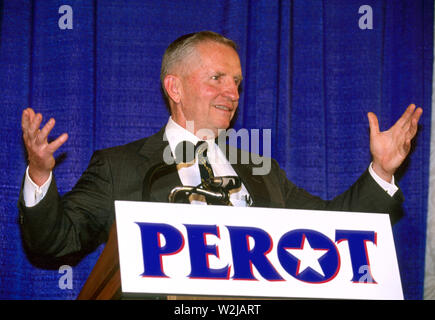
[169,116,219,140]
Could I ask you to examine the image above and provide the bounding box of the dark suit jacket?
[18,127,404,258]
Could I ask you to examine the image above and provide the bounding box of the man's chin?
[216,116,234,129]
[194,124,230,139]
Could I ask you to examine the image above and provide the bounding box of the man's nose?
[223,80,239,102]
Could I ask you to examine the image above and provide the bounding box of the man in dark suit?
[19,31,422,258]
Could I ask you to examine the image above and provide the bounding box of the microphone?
[143,140,242,206]
[203,176,241,191]
[142,141,196,201]
[199,176,241,206]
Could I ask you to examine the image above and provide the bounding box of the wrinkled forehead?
[185,41,242,75]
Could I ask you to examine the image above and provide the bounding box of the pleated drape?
[0,0,432,299]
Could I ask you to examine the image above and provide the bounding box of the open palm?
[368,104,422,182]
[21,108,69,186]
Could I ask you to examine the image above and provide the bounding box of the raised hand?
[21,108,68,186]
[368,104,423,182]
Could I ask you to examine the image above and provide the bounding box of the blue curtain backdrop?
[0,0,432,299]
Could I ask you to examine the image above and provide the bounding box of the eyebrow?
[212,71,243,83]
[222,72,243,80]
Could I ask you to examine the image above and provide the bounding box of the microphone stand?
[168,185,232,205]
[143,163,233,205]
[141,139,240,206]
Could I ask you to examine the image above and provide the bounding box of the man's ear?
[163,75,182,104]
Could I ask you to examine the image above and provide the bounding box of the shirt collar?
[165,117,217,155]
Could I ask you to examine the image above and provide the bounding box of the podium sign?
[114,201,403,300]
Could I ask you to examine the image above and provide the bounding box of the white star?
[285,235,329,277]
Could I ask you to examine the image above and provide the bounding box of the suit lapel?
[231,161,272,208]
[137,128,184,203]
[138,128,271,206]
[219,142,272,208]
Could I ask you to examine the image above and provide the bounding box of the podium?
[77,223,252,300]
[77,201,403,300]
[77,223,246,300]
[77,223,121,300]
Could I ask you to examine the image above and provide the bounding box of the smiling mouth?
[214,105,232,112]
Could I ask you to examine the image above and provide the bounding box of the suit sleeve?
[18,150,115,258]
[273,160,404,224]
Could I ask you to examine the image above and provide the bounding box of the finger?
[367,112,380,136]
[398,104,416,129]
[22,108,38,143]
[28,112,43,138]
[26,108,36,126]
[22,108,35,133]
[413,107,423,123]
[36,118,55,144]
[406,108,423,140]
[21,108,30,130]
[401,105,422,132]
[47,133,68,153]
[22,109,30,142]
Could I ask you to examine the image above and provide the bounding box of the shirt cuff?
[23,166,52,207]
[368,162,398,197]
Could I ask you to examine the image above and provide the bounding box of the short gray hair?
[160,31,238,98]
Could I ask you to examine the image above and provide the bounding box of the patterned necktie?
[195,141,214,185]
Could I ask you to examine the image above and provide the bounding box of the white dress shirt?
[164,117,250,206]
[23,117,398,207]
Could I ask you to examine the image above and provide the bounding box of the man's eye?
[211,75,220,80]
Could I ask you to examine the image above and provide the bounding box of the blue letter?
[277,229,340,283]
[227,226,283,281]
[185,224,229,279]
[335,230,377,283]
[136,222,184,277]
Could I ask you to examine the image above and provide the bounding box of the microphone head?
[174,141,196,164]
[207,176,241,191]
